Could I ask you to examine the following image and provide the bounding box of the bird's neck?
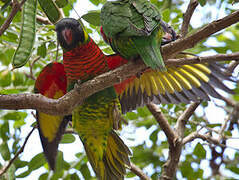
[63,38,109,90]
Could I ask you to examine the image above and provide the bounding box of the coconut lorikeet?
[34,62,71,170]
[100,0,167,71]
[56,18,131,180]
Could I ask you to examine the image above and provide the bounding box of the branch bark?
[129,163,151,180]
[160,102,200,180]
[0,52,238,115]
[146,103,178,147]
[181,0,199,37]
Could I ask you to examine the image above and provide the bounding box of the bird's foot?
[74,79,82,93]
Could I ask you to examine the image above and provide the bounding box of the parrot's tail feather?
[37,114,70,170]
[132,37,166,71]
[85,131,131,180]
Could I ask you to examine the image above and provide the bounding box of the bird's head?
[55,18,88,51]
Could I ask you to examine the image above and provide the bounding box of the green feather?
[101,0,166,71]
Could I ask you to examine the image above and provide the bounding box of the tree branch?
[166,52,239,66]
[146,103,178,147]
[0,51,238,115]
[0,0,27,36]
[36,15,51,25]
[162,10,239,58]
[129,163,151,180]
[175,102,201,137]
[181,0,199,37]
[0,126,36,176]
[160,102,200,180]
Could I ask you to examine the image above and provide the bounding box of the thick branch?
[146,103,178,147]
[0,51,238,115]
[181,0,199,37]
[162,10,239,58]
[0,62,145,115]
[160,102,200,180]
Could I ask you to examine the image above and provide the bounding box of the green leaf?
[198,0,206,6]
[0,142,11,160]
[149,129,158,143]
[125,112,138,120]
[12,71,25,86]
[28,152,46,171]
[60,134,76,144]
[55,151,64,173]
[162,8,170,23]
[16,170,31,178]
[0,122,9,141]
[137,107,151,118]
[38,173,49,180]
[82,10,101,26]
[0,70,11,87]
[3,111,27,121]
[14,158,28,169]
[89,0,100,6]
[181,161,194,178]
[6,164,16,180]
[37,43,47,58]
[80,163,92,179]
[193,143,206,159]
[228,166,239,174]
[207,123,221,128]
[70,173,80,180]
[55,0,68,8]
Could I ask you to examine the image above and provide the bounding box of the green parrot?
[55,18,131,180]
[100,0,167,71]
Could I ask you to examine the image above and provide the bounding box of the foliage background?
[0,0,239,179]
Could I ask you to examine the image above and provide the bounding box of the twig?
[166,52,239,66]
[181,0,199,37]
[129,163,151,180]
[225,60,239,76]
[220,96,236,107]
[36,15,51,25]
[0,126,36,176]
[64,129,77,135]
[183,131,217,144]
[146,103,178,147]
[0,0,27,36]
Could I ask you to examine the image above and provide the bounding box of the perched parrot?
[101,28,234,113]
[55,18,131,180]
[100,0,167,71]
[34,62,71,170]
